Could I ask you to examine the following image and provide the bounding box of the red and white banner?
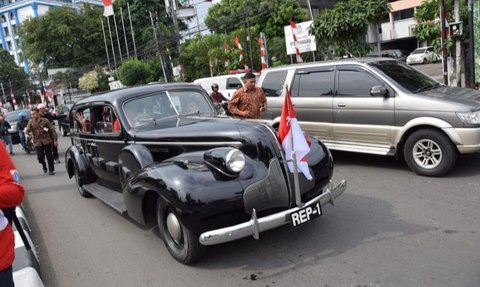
[289,20,304,63]
[258,32,268,71]
[39,90,46,105]
[278,85,312,180]
[223,43,230,67]
[234,36,248,70]
[103,0,114,17]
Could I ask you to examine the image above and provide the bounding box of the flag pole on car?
[278,85,313,207]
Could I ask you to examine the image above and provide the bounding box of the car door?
[90,104,125,192]
[333,65,395,149]
[289,66,335,141]
[261,69,290,121]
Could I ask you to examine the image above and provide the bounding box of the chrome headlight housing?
[204,148,245,176]
[456,110,480,125]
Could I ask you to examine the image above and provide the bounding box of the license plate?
[289,201,322,228]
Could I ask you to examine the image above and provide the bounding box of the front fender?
[394,117,461,146]
[65,145,94,184]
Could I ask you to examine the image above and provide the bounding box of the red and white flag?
[103,0,114,17]
[278,85,312,180]
[258,32,268,71]
[234,36,248,69]
[290,20,303,64]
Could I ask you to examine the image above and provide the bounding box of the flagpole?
[106,16,117,68]
[127,2,137,59]
[112,13,123,62]
[120,7,130,59]
[284,85,303,207]
[100,18,112,71]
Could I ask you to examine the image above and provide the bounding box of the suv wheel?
[404,129,457,177]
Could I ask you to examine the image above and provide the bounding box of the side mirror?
[370,85,388,97]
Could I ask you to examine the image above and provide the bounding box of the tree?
[117,59,151,86]
[19,5,106,69]
[205,0,306,39]
[312,0,390,58]
[0,50,29,103]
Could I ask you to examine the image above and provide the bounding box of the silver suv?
[258,58,480,177]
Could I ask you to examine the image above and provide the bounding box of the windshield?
[368,60,440,93]
[411,48,426,55]
[123,90,214,128]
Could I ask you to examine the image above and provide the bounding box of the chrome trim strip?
[199,179,347,246]
[127,141,242,146]
[71,137,125,144]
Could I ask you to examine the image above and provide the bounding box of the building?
[0,0,102,73]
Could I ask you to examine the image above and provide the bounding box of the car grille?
[243,157,289,214]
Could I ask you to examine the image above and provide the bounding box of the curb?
[12,206,44,287]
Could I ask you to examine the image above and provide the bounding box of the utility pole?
[149,11,168,83]
[440,0,448,85]
[454,0,462,86]
[467,0,475,88]
[244,7,254,70]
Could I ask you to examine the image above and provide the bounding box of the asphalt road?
[10,130,480,287]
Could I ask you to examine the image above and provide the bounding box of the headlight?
[456,111,480,124]
[204,148,245,176]
[225,149,245,173]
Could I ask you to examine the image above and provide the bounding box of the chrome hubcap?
[166,213,182,244]
[412,139,442,169]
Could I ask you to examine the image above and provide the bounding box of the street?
[11,130,480,287]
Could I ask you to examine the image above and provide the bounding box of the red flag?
[234,36,248,69]
[103,0,114,17]
[258,32,268,71]
[278,86,312,180]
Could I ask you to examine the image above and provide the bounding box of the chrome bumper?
[199,180,347,246]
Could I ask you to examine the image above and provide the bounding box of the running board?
[82,183,127,214]
[323,142,396,156]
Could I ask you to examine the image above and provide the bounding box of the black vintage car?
[65,83,346,264]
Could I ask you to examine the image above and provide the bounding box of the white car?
[406,46,439,65]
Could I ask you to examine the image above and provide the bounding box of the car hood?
[133,116,262,143]
[417,86,480,109]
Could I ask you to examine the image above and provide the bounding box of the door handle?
[89,142,98,147]
[337,103,346,108]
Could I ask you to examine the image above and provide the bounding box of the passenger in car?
[74,111,91,132]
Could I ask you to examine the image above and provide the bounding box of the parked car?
[257,58,480,177]
[367,49,410,62]
[56,104,72,136]
[65,83,346,264]
[5,109,31,144]
[406,46,439,64]
[193,73,259,100]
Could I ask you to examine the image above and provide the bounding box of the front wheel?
[74,168,91,198]
[403,129,457,177]
[157,199,205,264]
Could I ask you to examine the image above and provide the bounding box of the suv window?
[262,71,288,97]
[338,69,383,96]
[226,77,242,89]
[291,69,334,97]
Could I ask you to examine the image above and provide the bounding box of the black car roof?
[74,83,205,107]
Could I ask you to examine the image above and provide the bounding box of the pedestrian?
[38,104,60,163]
[0,115,13,155]
[209,83,229,104]
[16,112,29,152]
[0,143,25,287]
[25,108,57,175]
[227,73,267,119]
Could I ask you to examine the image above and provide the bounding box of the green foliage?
[145,59,164,83]
[78,73,99,92]
[414,0,467,52]
[0,50,29,99]
[205,0,306,39]
[312,0,390,58]
[95,67,110,92]
[117,59,151,86]
[19,5,106,69]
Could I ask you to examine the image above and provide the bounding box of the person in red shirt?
[0,143,25,286]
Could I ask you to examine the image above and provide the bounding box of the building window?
[393,8,414,21]
[1,15,6,23]
[3,27,8,37]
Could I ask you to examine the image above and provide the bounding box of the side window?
[262,71,288,97]
[427,47,433,53]
[94,106,121,134]
[291,70,334,97]
[226,77,242,89]
[74,107,92,133]
[338,70,383,96]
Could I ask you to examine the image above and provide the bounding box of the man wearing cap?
[228,73,267,119]
[26,108,57,175]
